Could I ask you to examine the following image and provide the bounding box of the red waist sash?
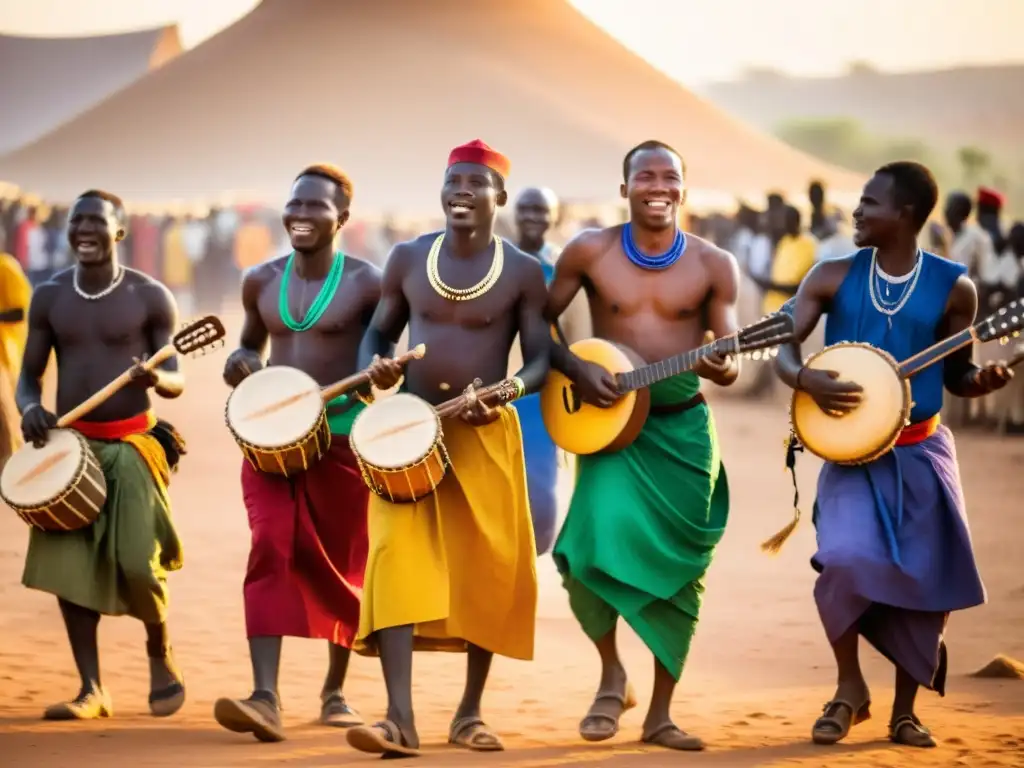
[894,414,940,447]
[72,410,157,440]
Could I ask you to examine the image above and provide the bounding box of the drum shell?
[357,444,449,504]
[4,434,107,532]
[791,342,911,465]
[232,410,332,476]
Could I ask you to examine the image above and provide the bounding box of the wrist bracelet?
[512,376,526,400]
[22,402,41,416]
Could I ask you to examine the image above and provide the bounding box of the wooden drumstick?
[55,344,178,428]
[239,344,427,422]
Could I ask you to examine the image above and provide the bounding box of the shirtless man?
[17,189,187,720]
[215,165,380,742]
[545,140,740,750]
[344,140,550,757]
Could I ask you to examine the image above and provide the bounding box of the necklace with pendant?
[868,248,923,329]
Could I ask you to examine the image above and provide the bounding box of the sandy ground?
[1,314,1022,767]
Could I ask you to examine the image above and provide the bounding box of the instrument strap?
[761,431,803,554]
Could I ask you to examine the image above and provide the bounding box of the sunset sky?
[2,0,1023,85]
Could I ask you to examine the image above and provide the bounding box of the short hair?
[875,161,938,231]
[77,189,125,222]
[622,140,686,182]
[784,204,801,228]
[295,163,354,208]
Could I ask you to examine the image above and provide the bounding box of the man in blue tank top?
[774,161,1012,749]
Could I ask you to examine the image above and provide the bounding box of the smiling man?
[345,139,549,758]
[215,164,381,743]
[17,189,188,722]
[544,140,740,751]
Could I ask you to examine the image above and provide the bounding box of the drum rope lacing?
[869,248,923,328]
[427,234,504,301]
[74,266,125,300]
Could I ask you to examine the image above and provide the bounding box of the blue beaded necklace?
[621,223,687,270]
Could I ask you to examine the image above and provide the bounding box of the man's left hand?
[129,356,160,389]
[973,362,1014,394]
[694,331,733,383]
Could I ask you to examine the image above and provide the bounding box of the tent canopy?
[0,0,864,212]
[0,27,182,156]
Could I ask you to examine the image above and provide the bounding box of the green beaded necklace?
[278,251,345,332]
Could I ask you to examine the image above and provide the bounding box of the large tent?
[0,0,864,212]
[0,27,182,156]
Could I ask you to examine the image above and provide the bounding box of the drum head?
[227,366,323,448]
[797,344,908,463]
[351,393,438,469]
[1,428,84,507]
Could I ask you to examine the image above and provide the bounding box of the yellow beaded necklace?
[426,233,504,302]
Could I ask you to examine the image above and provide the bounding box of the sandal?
[579,682,637,742]
[346,719,421,757]
[889,714,936,748]
[811,698,871,745]
[149,680,185,718]
[319,692,363,728]
[213,694,285,743]
[43,688,113,721]
[449,716,504,752]
[641,722,706,751]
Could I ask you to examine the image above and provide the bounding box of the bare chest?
[259,273,368,338]
[587,250,712,319]
[49,290,149,349]
[405,269,519,330]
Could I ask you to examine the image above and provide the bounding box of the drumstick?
[238,345,427,422]
[55,344,179,428]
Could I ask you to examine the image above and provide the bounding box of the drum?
[349,393,449,504]
[791,342,910,465]
[225,366,331,476]
[1,428,107,531]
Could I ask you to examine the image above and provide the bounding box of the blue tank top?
[824,248,966,423]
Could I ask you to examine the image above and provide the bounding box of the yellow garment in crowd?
[763,233,817,315]
[161,222,191,289]
[234,222,273,271]
[354,406,537,661]
[0,253,31,380]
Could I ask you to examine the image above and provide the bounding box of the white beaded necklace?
[869,248,922,329]
[74,265,125,301]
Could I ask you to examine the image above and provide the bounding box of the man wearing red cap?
[347,139,549,757]
[545,140,740,751]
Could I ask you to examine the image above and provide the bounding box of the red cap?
[977,186,1004,208]
[447,139,511,180]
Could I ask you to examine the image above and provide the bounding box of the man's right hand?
[22,405,57,448]
[798,367,863,415]
[366,354,405,391]
[223,349,263,388]
[573,360,620,408]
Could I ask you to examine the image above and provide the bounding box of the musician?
[510,186,589,554]
[16,189,187,720]
[216,164,379,742]
[774,161,1010,748]
[346,139,548,757]
[544,140,739,751]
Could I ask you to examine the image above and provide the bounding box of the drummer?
[215,164,380,742]
[774,161,1010,748]
[16,189,188,720]
[346,139,549,757]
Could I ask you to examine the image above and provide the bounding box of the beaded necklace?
[621,223,686,270]
[426,233,504,302]
[868,248,923,330]
[278,251,345,332]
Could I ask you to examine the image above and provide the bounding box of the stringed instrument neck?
[615,338,734,394]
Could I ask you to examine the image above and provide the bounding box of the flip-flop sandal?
[579,682,637,742]
[213,696,286,743]
[319,692,363,728]
[641,723,706,751]
[449,716,505,752]
[43,688,113,721]
[149,680,185,717]
[346,720,421,758]
[811,698,871,745]
[889,714,936,748]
